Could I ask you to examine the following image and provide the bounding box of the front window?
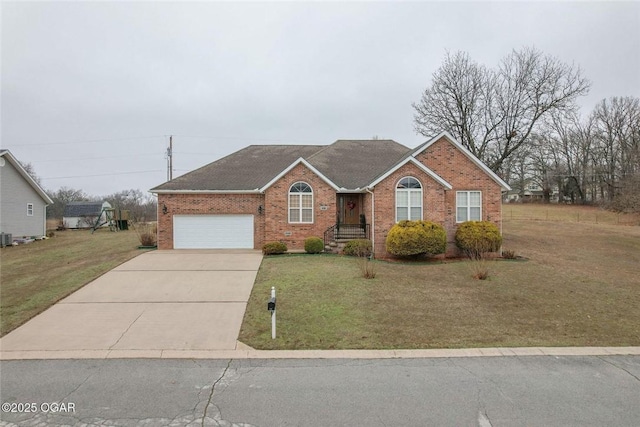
[27,203,34,216]
[289,182,313,223]
[396,177,422,221]
[456,191,482,222]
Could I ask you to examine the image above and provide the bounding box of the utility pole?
[166,135,173,181]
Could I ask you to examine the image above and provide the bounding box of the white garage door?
[173,215,254,249]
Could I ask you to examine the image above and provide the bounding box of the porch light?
[258,205,264,215]
[162,203,168,215]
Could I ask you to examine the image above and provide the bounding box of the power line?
[43,170,164,180]
[30,153,162,163]
[171,134,326,144]
[6,135,166,147]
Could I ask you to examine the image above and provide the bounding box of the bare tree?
[104,189,157,222]
[590,96,640,207]
[19,162,42,185]
[540,110,594,204]
[413,51,496,161]
[47,187,88,219]
[413,47,590,175]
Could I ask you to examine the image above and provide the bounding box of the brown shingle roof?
[307,140,410,189]
[151,145,324,191]
[151,139,411,192]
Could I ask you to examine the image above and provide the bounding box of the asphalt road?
[1,356,639,426]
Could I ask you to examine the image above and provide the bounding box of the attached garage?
[173,215,254,249]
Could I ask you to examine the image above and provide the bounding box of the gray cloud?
[2,1,638,195]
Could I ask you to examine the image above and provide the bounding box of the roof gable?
[0,150,53,204]
[259,157,341,192]
[368,156,452,189]
[411,131,512,191]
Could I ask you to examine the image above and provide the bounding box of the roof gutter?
[151,189,262,194]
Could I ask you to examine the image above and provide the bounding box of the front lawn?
[0,229,147,336]
[239,211,640,349]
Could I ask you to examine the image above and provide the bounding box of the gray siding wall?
[0,160,47,237]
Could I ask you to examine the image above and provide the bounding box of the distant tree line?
[414,47,640,213]
[46,187,157,222]
[17,157,160,223]
[17,163,156,222]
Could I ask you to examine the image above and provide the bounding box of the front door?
[339,194,361,225]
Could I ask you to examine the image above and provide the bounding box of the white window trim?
[288,181,314,224]
[27,203,34,217]
[395,176,423,222]
[456,191,482,222]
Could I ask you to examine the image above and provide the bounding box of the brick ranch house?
[151,131,511,258]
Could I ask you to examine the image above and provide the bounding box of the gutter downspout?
[366,187,375,258]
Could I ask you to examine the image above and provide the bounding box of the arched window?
[289,182,313,223]
[396,177,422,221]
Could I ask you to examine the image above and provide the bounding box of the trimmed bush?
[455,221,502,259]
[262,241,288,255]
[385,220,447,257]
[343,239,372,257]
[304,236,324,254]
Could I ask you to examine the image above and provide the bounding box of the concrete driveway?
[0,250,263,359]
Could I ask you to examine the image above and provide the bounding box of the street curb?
[2,346,640,360]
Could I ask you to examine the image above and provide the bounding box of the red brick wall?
[414,136,503,255]
[157,193,265,249]
[263,163,336,250]
[371,163,447,258]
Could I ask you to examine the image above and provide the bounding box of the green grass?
[0,229,147,336]
[504,203,640,225]
[240,205,640,349]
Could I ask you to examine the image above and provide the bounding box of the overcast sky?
[2,1,639,196]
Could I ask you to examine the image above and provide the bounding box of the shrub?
[343,239,372,257]
[471,258,490,280]
[262,241,287,255]
[455,221,502,259]
[502,249,517,259]
[135,222,157,247]
[304,236,324,254]
[357,257,377,279]
[385,220,447,257]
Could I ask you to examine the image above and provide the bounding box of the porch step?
[324,240,357,254]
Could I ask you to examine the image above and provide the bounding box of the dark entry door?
[339,195,360,224]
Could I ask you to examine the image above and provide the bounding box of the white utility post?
[269,286,276,339]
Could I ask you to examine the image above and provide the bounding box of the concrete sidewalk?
[1,345,639,360]
[0,250,263,359]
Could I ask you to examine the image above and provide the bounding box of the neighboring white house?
[63,201,112,229]
[0,149,53,240]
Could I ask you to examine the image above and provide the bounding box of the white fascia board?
[336,187,368,193]
[368,156,452,190]
[1,150,54,204]
[259,158,340,192]
[151,189,262,194]
[412,131,512,191]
